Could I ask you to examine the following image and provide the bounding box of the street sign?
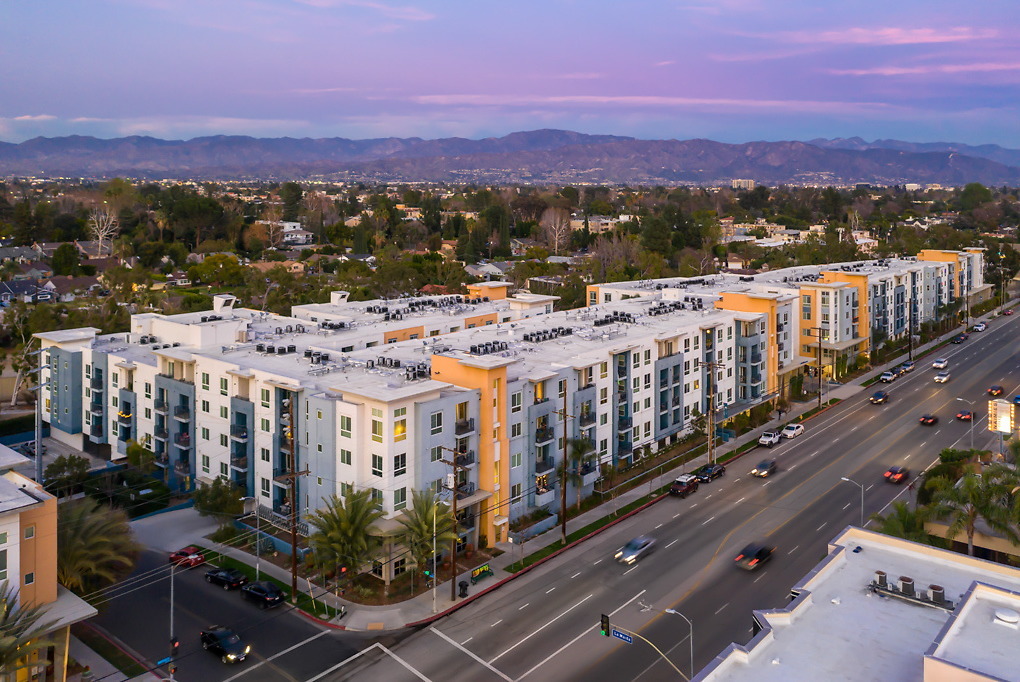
[611,629,633,644]
[156,657,172,666]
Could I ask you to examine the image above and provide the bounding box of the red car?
[988,386,1004,397]
[169,546,206,568]
[1005,310,1014,316]
[955,410,973,421]
[884,466,909,484]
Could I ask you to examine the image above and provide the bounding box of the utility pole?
[703,361,722,465]
[553,394,573,545]
[274,391,307,604]
[907,303,914,361]
[806,327,823,411]
[440,445,465,603]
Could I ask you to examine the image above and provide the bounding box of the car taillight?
[749,559,758,566]
[735,554,744,561]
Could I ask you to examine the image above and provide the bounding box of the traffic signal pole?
[597,615,688,680]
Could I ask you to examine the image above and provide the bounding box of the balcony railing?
[535,426,555,444]
[579,412,596,427]
[155,453,169,467]
[229,425,249,441]
[89,423,103,437]
[154,400,168,414]
[173,406,191,421]
[153,428,168,441]
[535,487,556,507]
[580,461,600,487]
[90,376,104,390]
[174,461,191,476]
[750,352,762,364]
[617,440,633,455]
[230,456,248,470]
[273,466,293,480]
[454,418,475,435]
[455,481,476,500]
[118,411,132,423]
[278,436,292,453]
[618,416,632,428]
[455,450,476,467]
[173,433,191,448]
[533,396,549,405]
[89,403,104,415]
[535,458,555,475]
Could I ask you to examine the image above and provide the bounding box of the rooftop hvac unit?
[266,345,275,354]
[201,316,209,322]
[172,342,180,347]
[296,325,305,333]
[277,346,287,355]
[304,349,313,358]
[366,360,375,369]
[285,325,293,333]
[162,344,170,348]
[320,353,330,362]
[257,343,266,352]
[393,359,401,368]
[287,345,296,353]
[276,327,283,334]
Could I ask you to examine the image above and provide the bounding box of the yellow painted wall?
[798,288,818,360]
[918,250,962,296]
[714,292,779,395]
[463,312,498,329]
[383,325,425,344]
[466,283,509,300]
[819,271,870,348]
[585,285,600,305]
[431,355,509,545]
[19,489,58,607]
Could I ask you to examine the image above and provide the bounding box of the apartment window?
[261,418,270,432]
[394,407,406,417]
[112,396,118,408]
[220,433,228,447]
[0,532,8,545]
[392,487,407,511]
[217,377,227,395]
[340,449,352,465]
[394,453,407,476]
[340,415,352,438]
[144,408,151,419]
[644,373,651,389]
[112,373,119,387]
[201,372,210,390]
[632,353,640,369]
[600,387,608,405]
[511,452,522,468]
[511,483,522,503]
[644,349,651,364]
[317,443,323,452]
[644,422,651,437]
[371,420,383,443]
[23,526,34,540]
[511,392,522,413]
[340,482,353,498]
[558,380,566,398]
[600,412,608,426]
[201,400,210,413]
[220,405,228,419]
[144,382,152,399]
[511,423,522,438]
[261,478,270,497]
[24,572,33,586]
[370,488,383,508]
[372,407,383,418]
[220,462,228,477]
[372,454,383,477]
[632,377,640,391]
[393,418,407,442]
[261,447,270,462]
[430,412,443,435]
[201,427,210,440]
[430,446,442,462]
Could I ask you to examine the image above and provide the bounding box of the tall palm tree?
[567,438,595,512]
[307,490,384,577]
[0,580,57,679]
[869,501,943,547]
[395,490,457,586]
[926,465,1020,556]
[57,498,139,597]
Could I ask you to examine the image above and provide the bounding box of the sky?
[3,0,1018,147]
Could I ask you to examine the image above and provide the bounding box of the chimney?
[928,585,945,604]
[899,576,914,598]
[874,571,887,588]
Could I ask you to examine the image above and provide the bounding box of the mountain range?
[1,129,1018,185]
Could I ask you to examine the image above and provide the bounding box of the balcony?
[154,400,169,414]
[154,428,168,441]
[173,406,191,422]
[534,486,556,507]
[618,416,632,429]
[118,411,132,423]
[90,376,104,391]
[278,435,293,453]
[229,425,249,441]
[155,453,169,467]
[174,461,191,476]
[455,450,476,467]
[750,352,762,364]
[580,461,600,487]
[455,481,476,500]
[89,402,104,416]
[535,426,555,444]
[579,382,595,391]
[535,458,555,475]
[454,418,475,435]
[617,440,633,455]
[533,396,549,405]
[230,456,248,471]
[173,433,192,449]
[672,396,681,406]
[89,423,103,437]
[273,466,292,481]
[579,412,596,427]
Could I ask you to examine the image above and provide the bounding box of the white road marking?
[850,426,858,432]
[715,603,729,615]
[754,573,766,583]
[833,438,840,443]
[655,523,663,529]
[623,565,639,575]
[491,619,503,627]
[866,484,875,491]
[517,590,646,681]
[788,465,796,471]
[432,628,513,682]
[462,637,473,645]
[736,497,746,504]
[489,593,594,664]
[904,454,911,460]
[690,503,698,508]
[546,587,556,594]
[788,545,799,555]
[935,430,942,436]
[673,513,681,519]
[304,642,429,682]
[842,503,851,510]
[519,603,530,610]
[817,523,827,531]
[593,559,602,565]
[702,515,716,526]
[571,572,581,579]
[666,539,678,549]
[224,630,331,682]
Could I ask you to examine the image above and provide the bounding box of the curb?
[294,607,347,630]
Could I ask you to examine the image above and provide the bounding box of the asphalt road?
[93,550,368,682]
[331,312,1020,682]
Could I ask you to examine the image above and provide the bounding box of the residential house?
[0,280,52,304]
[41,275,102,302]
[250,260,306,276]
[17,262,54,280]
[31,243,65,260]
[0,247,39,263]
[74,240,114,258]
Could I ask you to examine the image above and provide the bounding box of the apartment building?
[0,446,96,681]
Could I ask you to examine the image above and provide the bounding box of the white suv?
[758,431,782,447]
[932,358,949,370]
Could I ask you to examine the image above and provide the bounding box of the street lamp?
[664,608,695,680]
[431,492,443,614]
[240,496,260,581]
[840,477,865,527]
[955,398,975,451]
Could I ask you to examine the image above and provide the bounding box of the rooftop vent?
[994,608,1020,629]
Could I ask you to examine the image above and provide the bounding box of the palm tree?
[307,490,384,578]
[57,498,139,596]
[869,501,943,547]
[926,465,1020,556]
[566,438,595,512]
[0,581,57,679]
[395,490,457,586]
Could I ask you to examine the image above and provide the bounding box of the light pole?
[840,477,865,527]
[169,562,177,682]
[665,608,695,680]
[431,492,442,614]
[240,496,260,581]
[955,397,975,451]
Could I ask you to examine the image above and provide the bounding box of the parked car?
[669,474,699,498]
[169,546,206,568]
[240,581,286,609]
[200,626,250,664]
[973,322,987,332]
[1004,309,1014,316]
[884,466,909,484]
[898,361,915,374]
[693,463,726,482]
[781,424,804,439]
[758,431,782,447]
[615,536,656,565]
[934,372,951,383]
[988,385,1005,396]
[734,543,774,571]
[919,414,939,426]
[950,334,967,344]
[869,391,890,405]
[750,460,778,477]
[205,568,249,590]
[955,410,973,421]
[879,371,897,383]
[931,358,949,369]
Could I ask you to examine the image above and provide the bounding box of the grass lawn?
[72,623,149,678]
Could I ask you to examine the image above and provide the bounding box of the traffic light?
[168,663,178,675]
[600,614,611,637]
[170,637,179,657]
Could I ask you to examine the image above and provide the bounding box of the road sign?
[611,629,633,644]
[156,657,172,666]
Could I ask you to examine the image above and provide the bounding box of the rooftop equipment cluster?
[647,301,685,316]
[256,343,298,355]
[593,311,635,326]
[522,327,573,342]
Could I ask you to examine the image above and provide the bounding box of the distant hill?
[1,129,1018,185]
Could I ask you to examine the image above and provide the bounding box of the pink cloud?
[782,26,996,46]
[13,114,57,121]
[831,62,1020,76]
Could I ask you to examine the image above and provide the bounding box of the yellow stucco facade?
[714,292,780,396]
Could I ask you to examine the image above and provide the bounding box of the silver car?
[615,535,656,565]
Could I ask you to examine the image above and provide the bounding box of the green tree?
[192,477,243,528]
[50,243,82,276]
[926,465,1020,556]
[307,490,384,576]
[640,216,672,256]
[57,498,139,596]
[395,490,457,586]
[124,440,155,474]
[567,437,595,512]
[0,580,57,677]
[869,501,942,547]
[280,182,304,222]
[43,454,90,498]
[958,183,992,212]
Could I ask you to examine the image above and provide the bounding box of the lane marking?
[655,523,663,529]
[462,637,473,645]
[223,630,331,682]
[788,545,799,555]
[432,628,513,682]
[816,523,827,531]
[593,559,602,565]
[491,619,503,627]
[623,565,639,575]
[546,588,556,594]
[690,503,698,508]
[866,484,875,491]
[519,603,530,610]
[702,515,716,526]
[714,603,729,615]
[736,497,746,504]
[754,573,766,583]
[843,503,851,510]
[571,572,582,579]
[666,539,678,549]
[673,513,681,519]
[489,593,594,664]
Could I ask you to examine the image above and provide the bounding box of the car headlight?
[227,654,237,660]
[244,645,251,654]
[614,551,623,558]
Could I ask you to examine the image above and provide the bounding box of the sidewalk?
[67,634,162,682]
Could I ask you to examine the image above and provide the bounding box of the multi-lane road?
[334,312,1019,682]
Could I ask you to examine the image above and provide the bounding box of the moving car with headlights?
[884,466,909,484]
[955,410,973,421]
[934,372,950,383]
[988,385,1004,397]
[781,424,804,439]
[693,463,726,482]
[932,358,948,369]
[200,626,250,664]
[1005,309,1014,315]
[615,536,656,565]
[669,474,699,498]
[869,391,890,405]
[758,431,781,447]
[240,581,286,608]
[950,334,967,344]
[751,459,778,477]
[205,567,248,590]
[734,543,774,571]
[169,546,206,568]
[919,414,938,426]
[879,371,897,383]
[896,361,915,375]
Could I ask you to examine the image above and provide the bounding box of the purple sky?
[3,0,1018,146]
